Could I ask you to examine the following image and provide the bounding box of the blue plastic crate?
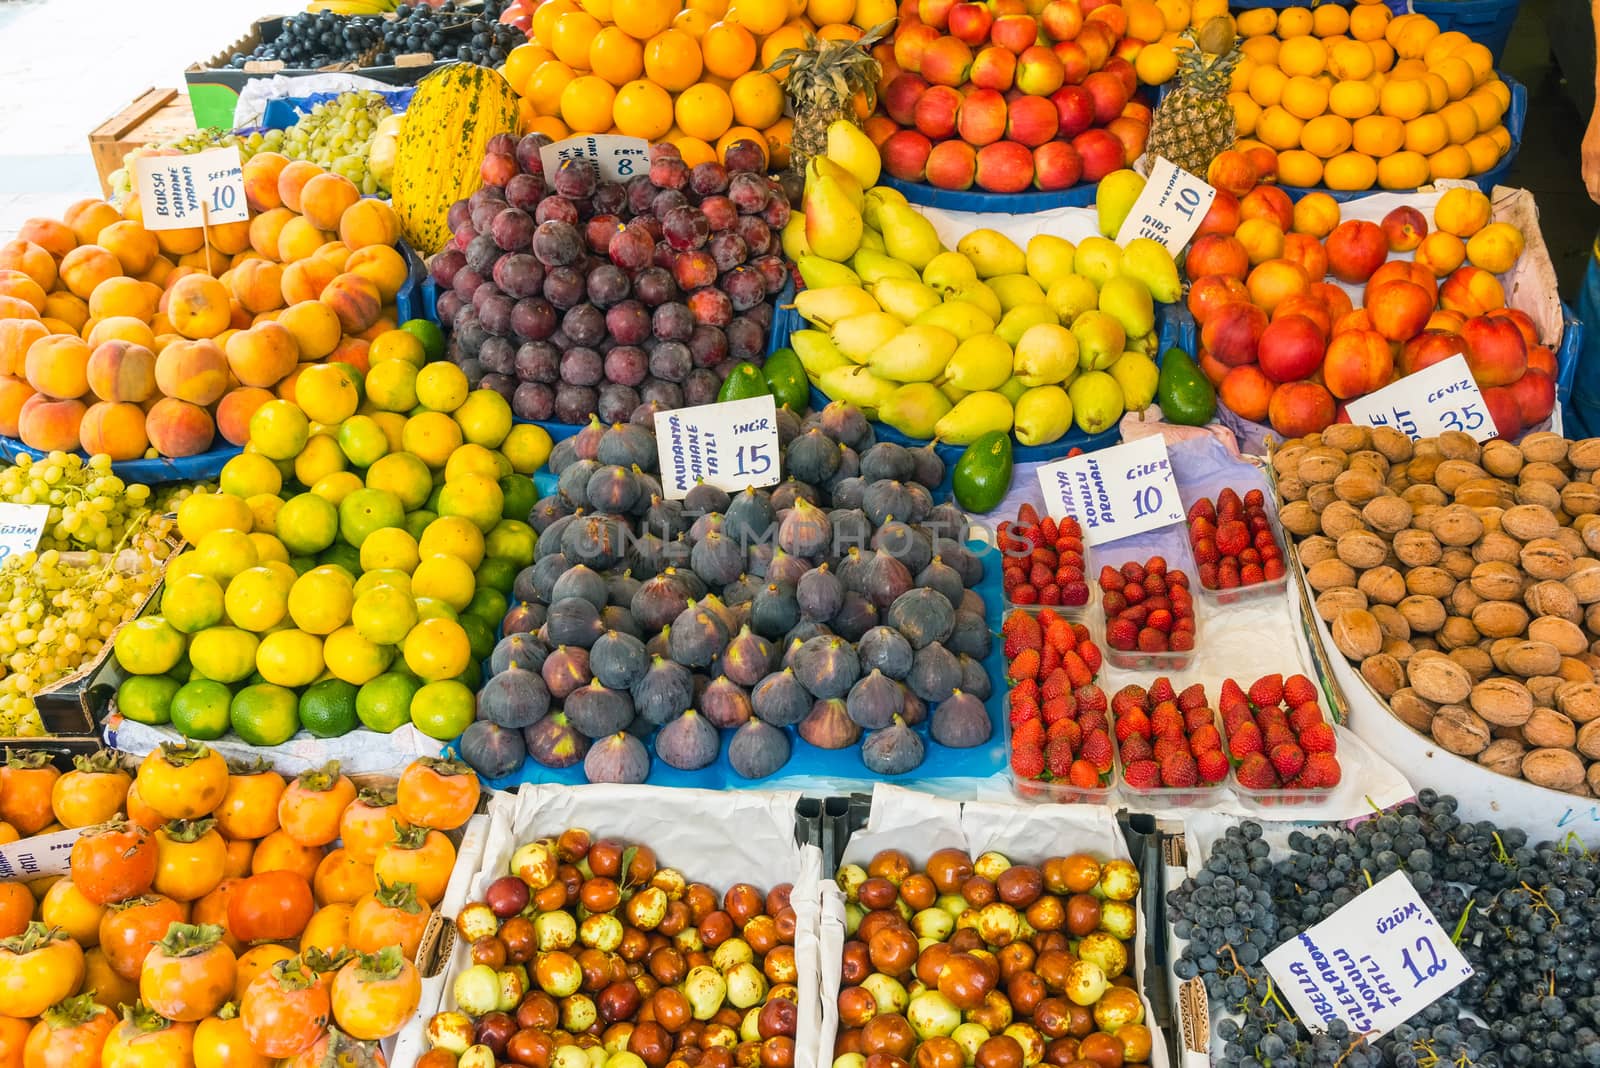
[260,88,416,131]
[1410,0,1520,64]
[0,437,244,484]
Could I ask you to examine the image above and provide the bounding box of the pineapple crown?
[1174,28,1241,89]
[767,20,895,116]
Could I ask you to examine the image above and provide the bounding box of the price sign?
[1036,435,1184,546]
[1265,871,1474,1039]
[0,503,49,563]
[1344,354,1496,442]
[133,146,249,230]
[540,135,651,186]
[0,827,82,880]
[654,395,781,500]
[1115,157,1217,251]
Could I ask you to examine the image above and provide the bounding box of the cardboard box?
[86,88,197,198]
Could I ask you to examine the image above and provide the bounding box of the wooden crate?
[87,88,197,198]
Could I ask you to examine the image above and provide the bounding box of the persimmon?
[0,924,84,1018]
[190,881,243,956]
[23,991,117,1068]
[276,763,355,849]
[221,840,253,880]
[121,783,164,833]
[99,896,186,981]
[298,904,352,958]
[336,788,396,865]
[39,881,102,947]
[282,1028,386,1068]
[312,849,375,907]
[0,884,31,940]
[82,949,138,1014]
[135,743,227,821]
[49,752,130,829]
[193,1003,272,1068]
[153,820,227,902]
[232,945,295,1003]
[70,819,157,905]
[329,947,419,1041]
[395,757,478,831]
[239,956,330,1059]
[213,759,284,842]
[0,1015,28,1068]
[346,879,429,960]
[0,752,60,836]
[139,924,236,1022]
[250,830,322,883]
[372,824,455,906]
[99,1003,196,1068]
[228,871,314,944]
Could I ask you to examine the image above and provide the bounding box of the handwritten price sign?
[1036,435,1184,546]
[1265,871,1473,1038]
[133,146,249,230]
[1344,354,1496,442]
[0,827,83,880]
[0,503,49,564]
[540,135,651,186]
[654,395,781,500]
[1115,158,1217,252]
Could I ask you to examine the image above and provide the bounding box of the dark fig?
[777,498,832,558]
[627,532,667,577]
[770,479,820,513]
[766,549,810,588]
[547,436,579,475]
[561,514,625,570]
[785,428,841,486]
[477,664,551,728]
[775,405,803,447]
[645,626,673,660]
[959,654,992,700]
[946,611,992,660]
[745,542,774,578]
[586,465,640,514]
[935,543,983,589]
[783,620,832,648]
[829,509,873,559]
[491,633,549,676]
[887,588,956,649]
[668,601,728,667]
[931,690,991,748]
[909,642,961,704]
[590,630,650,690]
[909,442,944,488]
[724,488,775,547]
[824,446,860,496]
[780,637,806,671]
[572,415,606,460]
[872,520,931,575]
[862,480,915,527]
[750,581,800,640]
[924,502,968,542]
[527,553,570,603]
[798,698,860,749]
[727,719,790,779]
[502,601,545,636]
[859,442,915,484]
[847,669,902,730]
[916,557,965,609]
[655,710,720,771]
[524,712,589,768]
[644,496,689,540]
[536,514,577,560]
[904,482,933,522]
[959,587,986,617]
[831,477,867,511]
[558,458,600,508]
[584,732,650,784]
[683,482,731,515]
[854,549,913,613]
[819,401,871,451]
[564,680,635,738]
[551,564,608,610]
[791,635,861,700]
[659,534,693,571]
[690,531,744,587]
[688,511,724,542]
[861,717,926,775]
[752,668,811,727]
[858,626,914,680]
[606,572,641,608]
[796,565,844,622]
[700,675,753,729]
[631,656,694,725]
[459,720,526,779]
[631,570,693,633]
[722,574,762,607]
[546,597,605,648]
[832,591,879,642]
[597,423,657,470]
[542,646,592,699]
[698,593,738,634]
[901,689,928,725]
[721,626,775,687]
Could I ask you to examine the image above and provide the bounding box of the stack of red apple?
[875,0,1155,193]
[1182,184,1557,442]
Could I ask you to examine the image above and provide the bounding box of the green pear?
[1013,323,1079,386]
[880,382,953,439]
[1014,386,1074,446]
[869,278,944,324]
[945,281,1002,323]
[862,186,908,230]
[827,119,881,190]
[1127,331,1158,356]
[782,215,812,261]
[1073,236,1123,289]
[793,285,880,328]
[944,333,1014,392]
[1109,351,1160,413]
[859,228,885,251]
[1120,237,1182,304]
[878,201,944,271]
[934,391,1014,444]
[1098,275,1155,338]
[1071,310,1127,371]
[868,325,959,383]
[796,255,862,290]
[956,229,1026,278]
[803,173,864,262]
[1068,371,1125,434]
[912,301,996,340]
[852,247,920,284]
[996,304,1059,348]
[922,250,979,294]
[989,273,1048,313]
[996,376,1029,404]
[808,156,863,207]
[1025,234,1077,289]
[790,330,852,377]
[1046,275,1100,324]
[939,382,969,404]
[830,312,905,364]
[1096,169,1147,238]
[820,365,897,417]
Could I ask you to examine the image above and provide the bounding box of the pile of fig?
[465,400,997,784]
[832,847,1150,1068]
[423,830,799,1068]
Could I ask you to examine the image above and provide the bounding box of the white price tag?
[0,826,83,880]
[0,503,49,562]
[654,395,781,501]
[1115,158,1216,251]
[1036,435,1184,546]
[133,146,249,230]
[1265,871,1474,1039]
[540,135,651,186]
[1344,354,1495,442]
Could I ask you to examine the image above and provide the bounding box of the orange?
[1247,66,1287,108]
[1388,13,1437,59]
[1487,123,1512,153]
[1275,150,1323,189]
[1421,72,1448,112]
[551,10,603,68]
[1311,3,1347,37]
[761,22,810,72]
[675,83,735,140]
[1422,29,1471,66]
[1427,144,1471,180]
[1321,151,1377,192]
[1301,114,1352,158]
[588,27,645,85]
[1326,40,1374,81]
[763,116,794,168]
[1229,93,1261,135]
[730,71,785,129]
[615,0,678,38]
[561,74,618,133]
[671,134,721,167]
[1378,78,1428,121]
[1256,106,1305,151]
[717,125,768,166]
[528,114,571,141]
[1352,114,1403,157]
[1368,39,1395,72]
[1328,80,1377,119]
[1458,41,1494,83]
[1434,56,1475,100]
[1403,113,1447,155]
[1438,101,1478,144]
[526,60,578,114]
[807,0,854,25]
[644,29,704,91]
[1349,4,1390,42]
[1464,89,1504,131]
[1280,75,1328,120]
[1235,7,1275,37]
[702,20,758,79]
[673,6,714,36]
[613,79,676,139]
[532,0,579,46]
[502,43,553,95]
[1463,134,1503,174]
[817,23,859,40]
[1376,151,1428,190]
[725,0,788,35]
[1277,37,1326,78]
[1241,36,1279,69]
[1276,6,1312,37]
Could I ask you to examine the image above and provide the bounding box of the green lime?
[459,613,495,662]
[454,660,482,692]
[288,555,318,576]
[170,679,233,740]
[413,597,459,623]
[485,520,537,567]
[318,543,363,576]
[117,675,181,726]
[404,509,437,542]
[300,678,360,738]
[276,493,339,555]
[401,318,446,362]
[464,587,509,627]
[475,556,517,596]
[339,487,405,547]
[357,671,422,733]
[230,683,301,746]
[409,678,475,740]
[161,573,225,634]
[498,474,538,522]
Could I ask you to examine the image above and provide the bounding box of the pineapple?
[768,22,893,176]
[1144,21,1241,178]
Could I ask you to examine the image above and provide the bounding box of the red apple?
[1016,44,1066,95]
[922,37,976,86]
[894,23,942,72]
[1041,0,1083,41]
[975,140,1036,192]
[883,74,929,125]
[948,2,994,44]
[1032,140,1082,189]
[958,88,1009,146]
[1527,344,1558,376]
[1050,84,1095,138]
[1486,307,1538,347]
[926,139,978,189]
[1053,39,1091,83]
[970,45,1017,90]
[1105,117,1148,164]
[991,14,1040,53]
[919,0,958,29]
[1102,55,1137,96]
[913,85,964,140]
[1005,95,1059,147]
[881,130,934,181]
[1082,70,1128,124]
[1273,293,1332,339]
[1070,128,1124,182]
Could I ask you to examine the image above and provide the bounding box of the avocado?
[952,431,1013,514]
[762,348,808,412]
[718,361,772,403]
[1156,346,1216,426]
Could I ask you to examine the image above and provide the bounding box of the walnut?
[1316,588,1369,622]
[1321,424,1371,453]
[1525,748,1588,791]
[1478,738,1528,777]
[1430,504,1485,547]
[1388,688,1437,732]
[1397,595,1447,633]
[1480,439,1525,479]
[1520,431,1570,465]
[1522,708,1577,749]
[1358,566,1406,606]
[1469,678,1535,726]
[1336,530,1389,570]
[1360,654,1406,697]
[1430,705,1491,755]
[1370,426,1414,463]
[1406,653,1473,703]
[1332,609,1384,661]
[1393,529,1443,568]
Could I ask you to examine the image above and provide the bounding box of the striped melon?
[392,63,520,255]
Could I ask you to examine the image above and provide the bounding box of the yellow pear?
[867,325,959,383]
[1070,310,1127,371]
[878,201,944,271]
[796,255,862,290]
[955,229,1026,278]
[862,186,908,231]
[1013,323,1080,386]
[852,247,921,284]
[869,278,944,324]
[945,280,1002,322]
[913,301,996,340]
[781,215,812,261]
[820,365,897,417]
[944,334,1014,392]
[802,171,864,262]
[880,383,953,438]
[989,274,1048,313]
[1096,169,1147,238]
[996,304,1059,347]
[830,311,906,364]
[1109,351,1160,412]
[1097,276,1155,338]
[793,286,880,328]
[791,330,852,377]
[1074,237,1123,288]
[808,156,863,207]
[1068,371,1125,434]
[1047,276,1100,324]
[922,250,979,294]
[1121,238,1182,304]
[1014,386,1074,446]
[1025,235,1077,289]
[826,119,881,190]
[934,391,1014,444]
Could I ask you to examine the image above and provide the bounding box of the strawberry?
[1077,640,1102,674]
[1017,503,1040,526]
[1038,608,1063,630]
[1011,583,1038,604]
[1106,618,1138,651]
[1101,590,1127,615]
[1011,648,1041,681]
[1187,498,1216,522]
[1190,723,1223,753]
[1122,759,1161,790]
[1284,674,1319,707]
[1121,561,1147,584]
[1148,677,1177,704]
[1122,582,1146,605]
[1143,573,1168,598]
[1029,561,1054,588]
[1220,678,1248,711]
[1239,548,1261,566]
[1098,565,1124,590]
[1040,516,1059,542]
[1060,515,1082,537]
[1227,721,1264,759]
[1062,651,1093,688]
[1167,568,1187,587]
[1263,724,1298,751]
[1041,669,1072,701]
[1185,706,1215,734]
[1039,643,1062,677]
[1043,620,1074,652]
[1074,685,1108,713]
[1190,515,1216,538]
[1198,562,1220,589]
[1068,760,1102,789]
[1045,736,1075,778]
[1077,710,1109,735]
[1031,546,1059,570]
[1012,678,1039,705]
[1047,718,1082,750]
[1197,749,1230,784]
[1248,674,1285,709]
[1217,488,1242,517]
[1121,602,1149,625]
[1042,697,1073,726]
[1039,584,1062,605]
[1150,704,1185,738]
[1289,703,1325,732]
[1062,581,1090,606]
[1161,750,1199,787]
[1120,733,1154,762]
[1177,683,1208,711]
[1240,564,1265,586]
[1245,489,1264,509]
[1081,730,1114,773]
[1218,564,1240,589]
[1298,721,1338,754]
[1137,627,1168,652]
[1300,752,1342,788]
[1270,742,1306,780]
[1055,565,1081,586]
[1221,706,1253,734]
[1146,609,1174,633]
[1002,613,1042,657]
[1011,743,1045,779]
[1264,558,1287,580]
[1147,556,1168,575]
[1235,752,1279,790]
[1115,707,1151,742]
[1111,685,1147,716]
[1013,718,1045,750]
[1170,631,1195,652]
[1008,695,1040,726]
[1153,735,1189,763]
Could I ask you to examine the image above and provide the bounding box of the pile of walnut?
[1274,426,1600,797]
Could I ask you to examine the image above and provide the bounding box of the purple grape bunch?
[428,132,796,426]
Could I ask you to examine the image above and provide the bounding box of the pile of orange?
[1223,6,1513,191]
[498,0,888,168]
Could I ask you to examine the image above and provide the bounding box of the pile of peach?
[0,154,411,460]
[1183,185,1556,441]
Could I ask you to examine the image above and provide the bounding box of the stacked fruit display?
[1109,676,1230,792]
[999,504,1090,607]
[0,159,416,461]
[110,369,548,746]
[1217,672,1342,793]
[1184,185,1555,440]
[0,748,472,1063]
[465,404,996,783]
[1098,555,1195,657]
[875,0,1170,192]
[1003,608,1114,796]
[428,134,792,425]
[792,132,1181,445]
[1185,488,1285,592]
[832,847,1150,1065]
[423,830,800,1066]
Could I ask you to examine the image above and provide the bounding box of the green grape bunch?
[0,453,156,554]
